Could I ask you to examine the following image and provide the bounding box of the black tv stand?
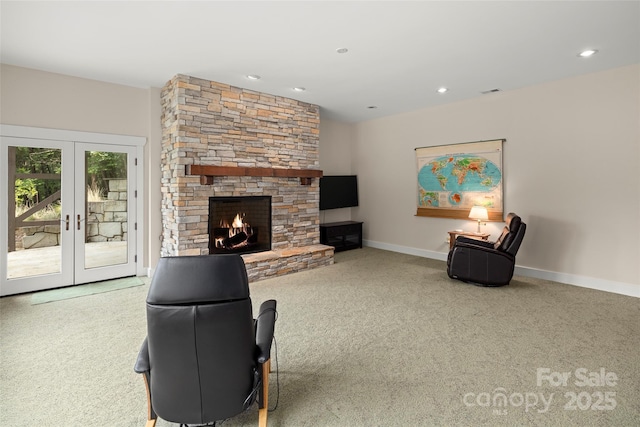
[320,221,363,252]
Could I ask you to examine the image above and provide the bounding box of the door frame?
[1,124,145,295]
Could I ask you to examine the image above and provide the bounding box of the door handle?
[77,214,82,230]
[63,215,69,231]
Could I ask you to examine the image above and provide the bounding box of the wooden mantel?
[186,165,323,185]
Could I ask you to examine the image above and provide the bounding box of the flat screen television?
[319,175,359,210]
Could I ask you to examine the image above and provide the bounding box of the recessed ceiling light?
[293,87,306,92]
[246,74,261,80]
[367,106,378,109]
[578,49,598,58]
[437,87,448,94]
[336,48,349,54]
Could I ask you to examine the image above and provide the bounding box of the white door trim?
[0,124,146,147]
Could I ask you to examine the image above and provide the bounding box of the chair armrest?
[454,236,494,248]
[133,337,150,374]
[453,241,513,259]
[255,300,277,364]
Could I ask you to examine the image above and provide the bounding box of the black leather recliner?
[134,254,277,427]
[447,212,526,287]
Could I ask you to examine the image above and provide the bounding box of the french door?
[1,133,140,296]
[74,143,137,285]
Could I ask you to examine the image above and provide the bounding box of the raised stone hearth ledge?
[242,244,334,282]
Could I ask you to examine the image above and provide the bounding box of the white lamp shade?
[468,206,489,220]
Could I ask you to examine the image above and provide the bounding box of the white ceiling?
[1,1,639,123]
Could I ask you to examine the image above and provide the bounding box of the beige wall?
[0,64,162,272]
[1,64,149,136]
[318,117,356,223]
[145,87,163,271]
[343,64,639,289]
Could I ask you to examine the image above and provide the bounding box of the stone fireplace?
[160,74,334,281]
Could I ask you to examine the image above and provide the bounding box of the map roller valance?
[415,139,504,221]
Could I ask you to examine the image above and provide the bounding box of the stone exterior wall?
[86,179,128,242]
[161,74,333,280]
[18,224,59,250]
[17,178,128,250]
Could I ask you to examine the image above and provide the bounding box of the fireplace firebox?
[208,196,271,255]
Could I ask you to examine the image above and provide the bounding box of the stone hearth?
[160,74,334,281]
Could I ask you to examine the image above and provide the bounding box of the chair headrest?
[505,212,521,232]
[147,254,249,305]
[494,213,523,251]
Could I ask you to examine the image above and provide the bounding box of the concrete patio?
[6,241,127,279]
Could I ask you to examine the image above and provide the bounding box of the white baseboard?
[513,265,640,298]
[365,240,449,262]
[363,239,639,298]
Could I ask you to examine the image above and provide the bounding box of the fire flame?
[215,213,252,249]
[232,213,244,228]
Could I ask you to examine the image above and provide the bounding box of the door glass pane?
[84,151,128,269]
[6,146,62,279]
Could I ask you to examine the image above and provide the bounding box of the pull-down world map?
[415,139,503,220]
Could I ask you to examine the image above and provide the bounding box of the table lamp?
[469,206,488,233]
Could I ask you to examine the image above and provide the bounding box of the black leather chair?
[447,212,526,287]
[134,254,277,427]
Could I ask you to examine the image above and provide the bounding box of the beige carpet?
[1,247,638,426]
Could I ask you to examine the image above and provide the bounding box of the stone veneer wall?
[161,74,333,280]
